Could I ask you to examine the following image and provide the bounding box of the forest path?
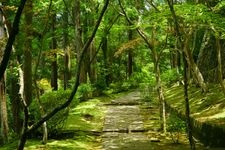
[102,91,156,150]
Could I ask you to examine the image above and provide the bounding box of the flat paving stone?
[102,91,153,150]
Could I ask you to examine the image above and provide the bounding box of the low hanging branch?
[0,0,27,79]
[27,0,109,134]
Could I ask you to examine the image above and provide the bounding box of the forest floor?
[2,90,206,150]
[22,90,205,150]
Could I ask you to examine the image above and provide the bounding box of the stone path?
[102,91,154,150]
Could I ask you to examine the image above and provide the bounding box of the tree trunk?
[155,58,166,133]
[10,73,23,135]
[74,0,86,83]
[184,34,208,92]
[51,13,58,91]
[183,52,196,150]
[166,1,196,149]
[17,2,109,149]
[0,0,27,80]
[0,4,9,144]
[102,36,110,86]
[128,23,133,78]
[63,8,70,90]
[1,6,23,135]
[216,38,225,95]
[18,0,33,148]
[89,42,97,83]
[0,76,8,144]
[23,0,33,106]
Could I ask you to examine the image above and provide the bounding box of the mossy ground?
[1,88,215,149]
[165,83,225,127]
[0,91,129,150]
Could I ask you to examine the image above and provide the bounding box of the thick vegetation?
[0,0,225,149]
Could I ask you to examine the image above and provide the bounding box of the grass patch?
[64,98,109,132]
[164,84,225,126]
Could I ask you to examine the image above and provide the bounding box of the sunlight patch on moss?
[24,138,102,150]
[165,84,225,126]
[199,110,225,121]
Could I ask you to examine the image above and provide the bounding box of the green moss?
[23,136,102,150]
[64,98,107,131]
[164,84,225,126]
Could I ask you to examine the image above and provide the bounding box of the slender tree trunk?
[74,0,86,83]
[86,8,97,84]
[0,75,8,144]
[51,13,58,91]
[102,36,110,86]
[155,58,166,133]
[23,0,33,106]
[89,42,97,83]
[18,66,29,150]
[216,38,225,95]
[18,0,33,149]
[128,23,133,78]
[10,72,23,135]
[184,34,208,92]
[0,0,27,80]
[183,52,196,150]
[2,7,23,135]
[63,8,70,90]
[166,1,196,149]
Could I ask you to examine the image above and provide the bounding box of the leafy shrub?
[37,78,51,93]
[161,69,181,86]
[30,89,79,134]
[139,83,155,101]
[167,114,186,144]
[93,77,107,96]
[77,83,94,101]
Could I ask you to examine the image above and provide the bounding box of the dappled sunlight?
[199,110,225,121]
[24,138,102,150]
[165,84,225,147]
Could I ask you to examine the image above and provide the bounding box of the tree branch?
[118,0,154,56]
[0,0,27,79]
[27,0,109,134]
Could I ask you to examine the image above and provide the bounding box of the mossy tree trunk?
[216,38,225,96]
[0,4,9,144]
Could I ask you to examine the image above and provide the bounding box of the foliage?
[37,78,51,93]
[167,114,186,144]
[77,83,94,101]
[161,69,181,86]
[29,89,79,134]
